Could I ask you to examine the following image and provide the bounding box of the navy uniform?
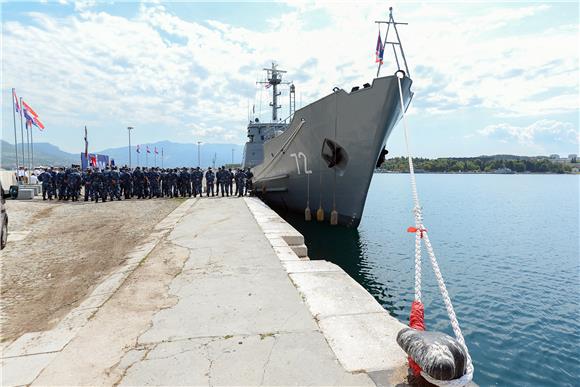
[56,168,67,200]
[133,167,144,199]
[235,169,245,197]
[109,167,121,200]
[244,169,253,196]
[49,168,57,199]
[217,167,226,197]
[181,168,191,197]
[82,169,93,201]
[120,168,132,199]
[67,168,82,202]
[149,168,160,198]
[38,169,53,200]
[216,167,222,196]
[205,168,215,197]
[170,169,179,198]
[91,169,107,203]
[192,168,203,197]
[227,168,234,196]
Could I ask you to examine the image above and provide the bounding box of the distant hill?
[1,140,77,168]
[0,140,245,169]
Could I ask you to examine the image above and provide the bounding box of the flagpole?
[31,124,34,173]
[12,89,19,171]
[25,125,30,181]
[19,97,25,183]
[161,148,164,168]
[146,149,148,167]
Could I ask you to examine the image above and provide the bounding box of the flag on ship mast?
[375,32,384,64]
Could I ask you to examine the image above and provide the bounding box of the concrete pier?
[1,197,409,386]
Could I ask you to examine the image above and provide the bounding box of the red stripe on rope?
[408,300,426,375]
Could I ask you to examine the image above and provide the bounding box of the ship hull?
[250,74,412,228]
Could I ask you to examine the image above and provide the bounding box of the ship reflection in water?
[278,211,406,319]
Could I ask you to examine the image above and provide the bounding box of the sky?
[1,0,578,158]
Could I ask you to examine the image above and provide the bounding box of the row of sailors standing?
[37,166,254,203]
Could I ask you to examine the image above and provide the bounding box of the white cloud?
[1,2,578,153]
[479,119,579,148]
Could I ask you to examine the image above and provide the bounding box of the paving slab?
[318,312,408,373]
[289,271,386,318]
[1,352,58,386]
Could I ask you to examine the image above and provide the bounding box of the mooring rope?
[396,71,474,386]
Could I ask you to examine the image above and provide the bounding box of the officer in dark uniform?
[192,167,203,197]
[235,168,245,197]
[109,166,121,201]
[216,167,225,197]
[205,167,215,197]
[159,169,166,198]
[150,168,160,198]
[67,167,82,202]
[91,168,107,203]
[56,167,68,200]
[38,168,53,200]
[49,167,57,199]
[244,168,254,196]
[227,168,234,196]
[133,167,144,199]
[82,169,93,201]
[120,167,131,199]
[181,168,191,197]
[216,167,222,196]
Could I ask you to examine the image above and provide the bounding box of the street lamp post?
[127,126,134,168]
[197,141,201,167]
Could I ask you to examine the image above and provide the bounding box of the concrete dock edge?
[244,197,409,384]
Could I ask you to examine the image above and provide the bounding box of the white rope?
[396,72,473,386]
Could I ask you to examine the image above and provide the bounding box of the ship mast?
[257,62,290,122]
[375,7,410,78]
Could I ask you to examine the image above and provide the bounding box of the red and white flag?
[12,88,20,113]
[22,100,45,130]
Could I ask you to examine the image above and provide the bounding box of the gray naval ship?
[243,9,413,228]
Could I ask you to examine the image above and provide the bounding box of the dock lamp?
[127,126,134,168]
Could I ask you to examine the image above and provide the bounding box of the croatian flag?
[375,32,384,64]
[154,146,158,155]
[265,83,272,89]
[22,100,45,130]
[136,144,141,153]
[12,89,20,113]
[146,145,151,154]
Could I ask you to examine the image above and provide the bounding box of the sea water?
[282,173,579,386]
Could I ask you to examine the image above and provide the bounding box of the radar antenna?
[257,62,290,122]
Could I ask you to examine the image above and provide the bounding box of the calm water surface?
[281,174,579,387]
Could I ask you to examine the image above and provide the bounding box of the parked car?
[1,182,9,250]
